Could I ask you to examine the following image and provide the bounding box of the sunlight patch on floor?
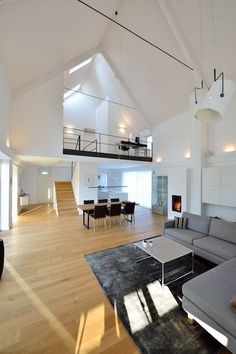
[76,303,105,353]
[114,300,121,338]
[124,289,152,334]
[147,280,178,317]
[5,259,76,352]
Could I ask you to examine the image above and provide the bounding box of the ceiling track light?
[77,0,194,72]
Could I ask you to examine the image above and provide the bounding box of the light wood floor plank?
[0,204,163,354]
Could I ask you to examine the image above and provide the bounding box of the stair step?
[54,181,77,216]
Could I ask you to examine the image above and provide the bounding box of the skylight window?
[69,57,92,75]
[64,84,80,100]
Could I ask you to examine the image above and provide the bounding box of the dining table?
[77,201,123,229]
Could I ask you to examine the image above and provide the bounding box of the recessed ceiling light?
[64,84,80,100]
[69,57,92,75]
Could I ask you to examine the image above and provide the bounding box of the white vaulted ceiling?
[1,0,236,126]
[0,0,120,94]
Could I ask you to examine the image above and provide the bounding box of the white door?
[37,171,51,203]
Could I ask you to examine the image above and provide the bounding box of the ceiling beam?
[14,47,100,99]
[156,0,206,86]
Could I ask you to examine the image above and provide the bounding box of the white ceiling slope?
[1,0,236,126]
[0,0,120,93]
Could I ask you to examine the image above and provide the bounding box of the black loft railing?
[63,127,153,162]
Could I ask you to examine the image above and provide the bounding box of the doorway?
[37,169,52,203]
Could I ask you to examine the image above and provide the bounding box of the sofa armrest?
[162,219,175,236]
[163,219,175,229]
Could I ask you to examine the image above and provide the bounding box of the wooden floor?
[0,204,164,354]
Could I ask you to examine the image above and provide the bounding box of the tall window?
[122,170,152,208]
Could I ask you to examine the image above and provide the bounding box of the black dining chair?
[83,200,94,214]
[110,198,120,202]
[106,203,121,228]
[121,202,135,223]
[83,199,94,226]
[98,199,108,203]
[90,205,107,231]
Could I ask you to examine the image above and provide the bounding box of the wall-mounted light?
[224,145,235,153]
[185,152,191,159]
[118,124,126,134]
[65,129,74,134]
[6,139,10,148]
[156,157,162,163]
[41,171,49,175]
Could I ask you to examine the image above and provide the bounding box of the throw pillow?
[174,217,188,229]
[229,297,236,312]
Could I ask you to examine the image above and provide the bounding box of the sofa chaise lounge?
[163,212,236,353]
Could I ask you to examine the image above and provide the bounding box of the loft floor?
[0,204,163,354]
[63,148,152,162]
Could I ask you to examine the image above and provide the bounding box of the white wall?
[51,166,71,182]
[11,74,64,157]
[167,167,189,219]
[208,90,236,156]
[21,165,71,204]
[63,93,96,131]
[203,204,236,222]
[72,161,98,204]
[201,90,236,218]
[0,159,12,230]
[63,53,150,141]
[0,59,14,158]
[21,166,38,204]
[152,110,192,165]
[96,101,109,152]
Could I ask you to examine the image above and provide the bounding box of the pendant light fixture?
[195,70,235,122]
[194,0,235,122]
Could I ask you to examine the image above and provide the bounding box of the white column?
[0,159,12,230]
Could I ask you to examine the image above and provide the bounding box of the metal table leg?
[82,211,90,229]
[161,263,164,287]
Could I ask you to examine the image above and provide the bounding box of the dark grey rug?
[85,236,222,354]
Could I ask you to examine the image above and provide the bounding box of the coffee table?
[134,237,194,287]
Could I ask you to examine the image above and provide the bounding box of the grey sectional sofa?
[163,212,236,353]
[163,212,236,264]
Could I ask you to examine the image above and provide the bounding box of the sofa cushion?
[174,216,188,229]
[209,218,236,244]
[165,228,206,245]
[229,296,236,312]
[182,212,211,235]
[182,257,236,339]
[193,237,236,260]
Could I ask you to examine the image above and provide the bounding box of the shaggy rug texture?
[85,237,221,354]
